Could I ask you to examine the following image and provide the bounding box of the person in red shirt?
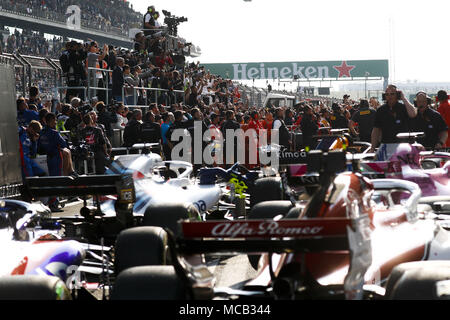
[262,110,273,144]
[154,51,174,69]
[437,90,450,147]
[245,111,263,168]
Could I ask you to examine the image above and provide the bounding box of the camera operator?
[143,6,157,37]
[59,41,87,102]
[370,85,417,152]
[79,113,108,174]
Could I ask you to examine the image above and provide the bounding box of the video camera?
[162,10,188,36]
[78,103,93,115]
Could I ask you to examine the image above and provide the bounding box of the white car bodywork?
[101,153,222,216]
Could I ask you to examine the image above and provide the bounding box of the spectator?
[79,113,109,174]
[273,107,292,149]
[96,102,118,140]
[123,109,143,147]
[411,92,448,150]
[330,103,348,129]
[19,120,46,180]
[17,97,39,127]
[141,111,162,155]
[38,112,76,211]
[300,105,319,150]
[220,110,241,167]
[112,57,125,102]
[437,90,450,147]
[112,103,127,130]
[89,110,112,158]
[349,99,376,143]
[86,41,108,99]
[122,64,136,105]
[161,112,173,160]
[56,104,71,132]
[28,86,43,110]
[38,108,49,127]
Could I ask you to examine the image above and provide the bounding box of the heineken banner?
[200,60,389,81]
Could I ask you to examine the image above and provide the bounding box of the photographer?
[86,41,109,100]
[59,41,87,102]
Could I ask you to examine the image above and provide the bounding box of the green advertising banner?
[200,60,389,80]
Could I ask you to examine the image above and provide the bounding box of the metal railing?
[121,86,185,106]
[58,66,186,106]
[87,67,111,103]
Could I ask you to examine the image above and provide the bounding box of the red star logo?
[333,61,356,78]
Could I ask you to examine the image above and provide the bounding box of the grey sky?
[130,0,450,83]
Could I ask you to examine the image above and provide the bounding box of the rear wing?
[177,215,372,300]
[111,143,160,158]
[24,174,135,204]
[178,218,353,254]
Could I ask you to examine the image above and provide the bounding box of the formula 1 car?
[0,198,113,300]
[105,151,450,300]
[287,133,450,201]
[100,145,285,222]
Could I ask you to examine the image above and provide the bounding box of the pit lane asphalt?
[56,200,258,290]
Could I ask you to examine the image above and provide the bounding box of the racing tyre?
[0,275,71,300]
[248,200,294,220]
[284,206,303,219]
[250,177,284,207]
[385,261,450,300]
[110,265,187,300]
[143,202,200,237]
[114,226,169,275]
[247,201,295,270]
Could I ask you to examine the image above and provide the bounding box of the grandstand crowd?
[0,0,141,36]
[11,3,450,213]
